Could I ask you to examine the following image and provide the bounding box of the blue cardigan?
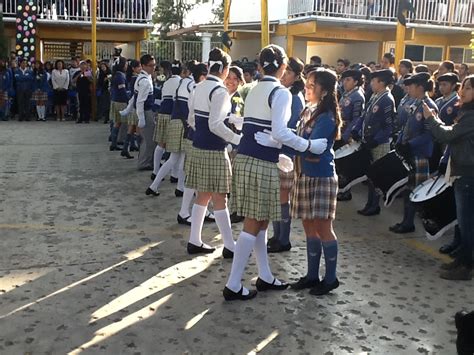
[284,109,336,177]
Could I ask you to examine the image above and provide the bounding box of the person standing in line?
[68,57,81,121]
[185,48,241,257]
[76,61,93,123]
[223,45,328,301]
[458,63,470,83]
[51,60,70,121]
[109,57,129,151]
[32,61,49,122]
[0,60,11,121]
[289,68,342,295]
[267,57,305,253]
[135,54,157,171]
[150,60,182,181]
[97,61,111,123]
[14,59,34,122]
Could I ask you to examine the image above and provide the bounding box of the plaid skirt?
[279,169,295,190]
[0,91,8,102]
[127,111,139,126]
[370,143,391,162]
[231,154,281,221]
[408,157,430,189]
[166,119,184,153]
[153,113,171,146]
[109,101,127,124]
[186,148,232,193]
[291,175,338,220]
[183,138,194,175]
[32,89,48,102]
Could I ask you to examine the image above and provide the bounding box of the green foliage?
[152,0,194,38]
[211,1,224,24]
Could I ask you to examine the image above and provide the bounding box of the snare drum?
[410,176,457,240]
[335,142,370,193]
[366,151,410,207]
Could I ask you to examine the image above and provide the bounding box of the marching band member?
[185,48,240,256]
[352,69,396,216]
[267,57,305,253]
[336,69,365,202]
[289,68,342,295]
[435,73,460,126]
[146,61,196,196]
[135,55,157,171]
[391,72,438,234]
[223,45,327,301]
[150,60,182,181]
[423,75,474,280]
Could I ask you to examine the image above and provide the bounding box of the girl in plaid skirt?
[32,62,50,121]
[224,45,328,301]
[392,73,438,234]
[185,49,241,258]
[288,69,342,296]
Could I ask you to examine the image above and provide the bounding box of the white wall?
[229,38,261,61]
[306,41,380,67]
[230,0,288,23]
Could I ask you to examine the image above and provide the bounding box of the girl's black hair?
[259,44,288,76]
[460,75,474,112]
[191,63,208,82]
[305,68,342,140]
[228,66,244,84]
[54,59,65,70]
[171,60,182,75]
[208,47,231,74]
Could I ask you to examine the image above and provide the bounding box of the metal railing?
[288,0,474,27]
[1,0,152,23]
[143,40,223,63]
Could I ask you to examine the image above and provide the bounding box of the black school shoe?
[255,278,289,292]
[187,242,215,255]
[290,276,320,290]
[177,214,191,226]
[175,189,183,197]
[170,176,178,183]
[357,206,381,216]
[309,278,339,296]
[223,286,257,301]
[120,151,134,159]
[230,212,244,224]
[150,173,156,181]
[337,191,352,201]
[267,240,291,253]
[145,188,159,197]
[222,247,234,259]
[389,223,415,234]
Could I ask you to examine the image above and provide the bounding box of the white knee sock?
[153,145,165,175]
[171,164,179,179]
[226,231,256,295]
[214,208,235,252]
[177,153,185,192]
[188,204,210,248]
[255,229,281,285]
[179,187,195,218]
[36,106,42,119]
[149,152,179,192]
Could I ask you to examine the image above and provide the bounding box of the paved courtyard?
[0,121,472,354]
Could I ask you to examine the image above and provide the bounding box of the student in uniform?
[76,61,93,123]
[185,48,241,257]
[14,59,34,121]
[423,75,474,280]
[109,57,129,151]
[336,69,365,202]
[289,68,342,296]
[267,57,305,253]
[352,69,396,217]
[51,60,69,122]
[32,61,49,122]
[146,61,196,196]
[177,62,209,225]
[135,55,157,171]
[223,45,327,301]
[150,60,181,181]
[435,73,460,126]
[0,60,10,121]
[120,60,142,159]
[391,73,438,234]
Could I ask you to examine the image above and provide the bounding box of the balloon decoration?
[15,0,37,63]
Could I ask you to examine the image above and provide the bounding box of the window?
[405,45,424,61]
[450,47,465,63]
[464,49,474,64]
[424,46,443,62]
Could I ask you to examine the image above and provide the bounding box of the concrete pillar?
[201,32,212,62]
[174,39,182,61]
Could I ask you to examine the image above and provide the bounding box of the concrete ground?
[0,121,472,355]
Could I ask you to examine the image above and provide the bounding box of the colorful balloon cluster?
[15,1,37,63]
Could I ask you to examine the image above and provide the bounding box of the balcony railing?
[288,0,474,28]
[1,0,152,23]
